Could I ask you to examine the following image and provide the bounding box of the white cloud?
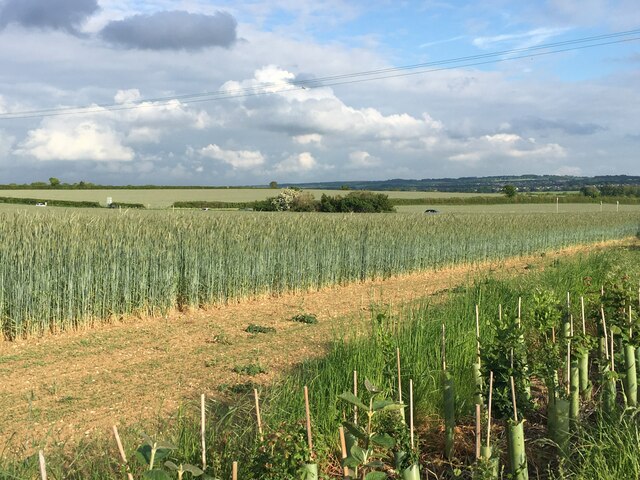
[232,66,444,145]
[448,133,566,165]
[12,93,210,164]
[116,99,210,130]
[275,152,319,172]
[199,144,265,169]
[0,130,15,159]
[293,133,322,145]
[348,150,380,168]
[127,126,160,143]
[15,119,134,162]
[114,88,142,104]
[472,27,569,50]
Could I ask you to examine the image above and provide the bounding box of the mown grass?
[2,244,637,479]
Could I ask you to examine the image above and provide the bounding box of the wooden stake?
[112,425,134,480]
[570,314,574,337]
[353,370,358,424]
[304,386,314,455]
[510,376,518,423]
[517,297,522,327]
[397,347,403,404]
[611,329,615,372]
[232,461,238,480]
[499,304,502,322]
[580,296,586,336]
[487,371,494,448]
[38,450,47,480]
[602,307,610,360]
[441,324,447,371]
[475,403,481,460]
[339,426,349,478]
[254,389,264,442]
[409,379,415,449]
[475,304,481,362]
[201,393,206,471]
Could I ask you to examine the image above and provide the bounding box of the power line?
[1,28,639,120]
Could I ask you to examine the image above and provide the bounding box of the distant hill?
[282,175,640,193]
[1,174,639,193]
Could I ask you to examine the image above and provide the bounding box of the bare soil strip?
[0,240,630,452]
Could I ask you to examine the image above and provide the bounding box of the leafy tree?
[49,177,61,187]
[580,185,600,198]
[318,192,395,213]
[269,181,278,189]
[502,185,517,198]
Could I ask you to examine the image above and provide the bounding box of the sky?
[0,0,638,186]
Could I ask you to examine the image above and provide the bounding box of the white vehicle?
[35,202,48,207]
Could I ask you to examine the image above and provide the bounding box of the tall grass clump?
[0,209,638,339]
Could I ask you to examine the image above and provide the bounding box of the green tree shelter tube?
[579,351,592,400]
[394,446,420,479]
[570,359,580,428]
[624,344,637,407]
[602,368,617,417]
[507,420,528,480]
[301,463,318,479]
[401,463,420,480]
[442,370,456,460]
[636,346,640,394]
[553,397,570,457]
[480,445,499,479]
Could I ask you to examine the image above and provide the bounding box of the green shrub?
[290,314,318,324]
[245,324,276,334]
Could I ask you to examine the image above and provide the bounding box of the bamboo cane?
[201,394,206,471]
[487,371,493,449]
[409,379,415,450]
[481,371,498,478]
[232,461,238,480]
[602,307,610,360]
[508,377,528,480]
[339,426,352,479]
[38,450,47,480]
[442,324,455,460]
[304,386,314,455]
[397,347,405,422]
[580,297,586,335]
[112,425,134,480]
[474,305,483,406]
[578,296,591,399]
[353,370,358,425]
[510,376,518,423]
[254,389,264,442]
[475,403,481,460]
